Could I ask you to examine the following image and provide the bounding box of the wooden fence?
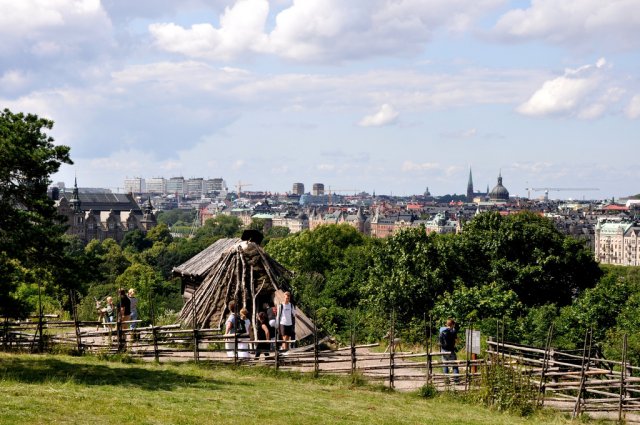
[2,316,639,420]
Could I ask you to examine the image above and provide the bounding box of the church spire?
[466,167,474,202]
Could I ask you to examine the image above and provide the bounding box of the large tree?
[460,211,601,306]
[0,109,72,317]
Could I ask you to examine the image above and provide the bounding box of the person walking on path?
[439,318,459,383]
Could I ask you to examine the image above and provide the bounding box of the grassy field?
[0,352,601,425]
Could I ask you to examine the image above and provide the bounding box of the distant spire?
[466,167,474,201]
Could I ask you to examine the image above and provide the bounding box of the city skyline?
[2,1,639,200]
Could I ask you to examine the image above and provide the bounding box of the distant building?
[146,177,166,195]
[594,218,640,266]
[488,172,509,203]
[186,178,204,198]
[205,178,227,195]
[56,179,156,243]
[124,177,145,194]
[312,183,325,196]
[292,182,305,196]
[167,177,185,197]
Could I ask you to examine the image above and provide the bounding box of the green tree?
[146,223,173,245]
[460,211,601,306]
[121,229,152,252]
[266,224,365,275]
[192,215,242,247]
[0,109,73,317]
[363,227,461,324]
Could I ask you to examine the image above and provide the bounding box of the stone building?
[594,218,640,266]
[56,179,157,244]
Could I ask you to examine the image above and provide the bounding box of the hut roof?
[172,238,242,279]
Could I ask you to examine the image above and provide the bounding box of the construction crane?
[327,188,360,206]
[525,187,599,201]
[235,181,253,197]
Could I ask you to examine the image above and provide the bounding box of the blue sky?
[1,0,639,200]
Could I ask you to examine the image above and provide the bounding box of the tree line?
[2,108,640,365]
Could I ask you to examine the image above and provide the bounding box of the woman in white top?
[277,292,295,351]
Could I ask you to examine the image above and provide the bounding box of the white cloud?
[358,104,399,127]
[232,160,246,170]
[517,59,623,119]
[441,128,477,139]
[149,0,502,62]
[0,0,112,56]
[626,95,640,119]
[492,0,640,50]
[149,0,269,61]
[401,161,440,172]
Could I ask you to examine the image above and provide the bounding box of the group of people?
[96,288,139,331]
[224,291,296,358]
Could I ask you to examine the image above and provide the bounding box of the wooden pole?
[274,314,279,371]
[538,323,554,407]
[313,308,319,378]
[150,294,159,363]
[619,333,628,423]
[427,315,433,384]
[465,322,472,390]
[351,312,357,376]
[192,287,199,363]
[389,309,395,389]
[70,289,83,354]
[573,328,592,419]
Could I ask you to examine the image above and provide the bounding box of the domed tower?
[489,172,509,202]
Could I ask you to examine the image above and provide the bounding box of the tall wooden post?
[150,294,159,363]
[70,289,83,354]
[191,291,199,363]
[538,323,554,408]
[313,310,319,378]
[619,333,628,423]
[427,315,433,384]
[388,309,395,389]
[573,328,592,419]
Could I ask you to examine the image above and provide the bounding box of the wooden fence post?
[149,294,159,363]
[313,310,319,377]
[537,323,554,408]
[388,309,395,389]
[192,290,199,363]
[274,322,279,371]
[573,328,593,419]
[427,314,432,384]
[618,333,628,423]
[70,289,83,355]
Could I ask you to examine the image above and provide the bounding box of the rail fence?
[2,317,639,420]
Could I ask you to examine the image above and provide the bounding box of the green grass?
[0,352,591,425]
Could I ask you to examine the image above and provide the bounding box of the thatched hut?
[173,237,313,340]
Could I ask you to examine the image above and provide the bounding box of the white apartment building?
[146,177,166,194]
[594,218,640,266]
[124,177,145,194]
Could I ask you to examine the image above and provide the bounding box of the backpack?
[439,328,456,351]
[235,316,246,334]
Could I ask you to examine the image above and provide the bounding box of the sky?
[1,0,639,200]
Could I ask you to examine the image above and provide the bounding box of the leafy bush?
[474,359,538,416]
[417,383,438,399]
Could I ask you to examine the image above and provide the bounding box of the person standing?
[117,288,131,351]
[128,288,138,330]
[254,311,270,358]
[225,301,242,358]
[439,318,459,382]
[277,291,295,351]
[238,308,252,358]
